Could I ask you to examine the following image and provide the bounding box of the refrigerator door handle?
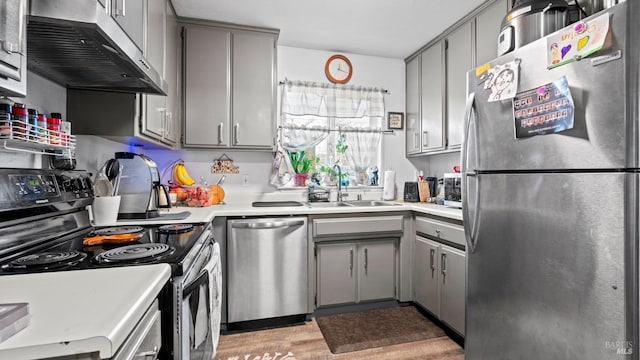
[461,92,480,253]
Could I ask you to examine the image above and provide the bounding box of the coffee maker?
[114,152,171,219]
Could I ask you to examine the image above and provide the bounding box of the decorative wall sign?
[547,12,610,69]
[388,112,404,130]
[513,76,574,139]
[211,153,240,174]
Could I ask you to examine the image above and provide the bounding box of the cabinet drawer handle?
[441,253,447,283]
[218,123,224,144]
[234,123,239,145]
[429,248,435,278]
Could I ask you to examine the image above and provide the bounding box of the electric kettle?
[114,152,171,219]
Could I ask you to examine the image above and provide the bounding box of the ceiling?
[171,0,488,59]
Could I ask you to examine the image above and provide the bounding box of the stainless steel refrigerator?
[462,2,637,359]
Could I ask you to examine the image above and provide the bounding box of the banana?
[175,163,195,186]
[173,163,185,185]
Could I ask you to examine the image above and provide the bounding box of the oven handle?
[183,269,210,298]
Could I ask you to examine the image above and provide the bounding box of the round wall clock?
[325,54,353,84]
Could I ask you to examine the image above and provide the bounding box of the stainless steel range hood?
[27,1,167,95]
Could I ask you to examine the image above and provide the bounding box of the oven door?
[173,237,222,360]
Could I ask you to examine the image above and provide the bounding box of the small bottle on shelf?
[11,103,28,140]
[27,108,38,141]
[48,113,62,146]
[0,98,12,138]
[37,113,48,144]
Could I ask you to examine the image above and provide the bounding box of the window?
[280,80,385,187]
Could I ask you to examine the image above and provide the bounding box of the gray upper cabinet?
[446,22,472,150]
[142,0,168,143]
[232,31,276,148]
[0,0,27,97]
[475,0,509,66]
[183,25,230,147]
[405,56,420,155]
[421,41,445,152]
[405,40,446,155]
[182,22,278,150]
[142,1,179,146]
[112,0,145,51]
[405,0,508,156]
[68,0,178,149]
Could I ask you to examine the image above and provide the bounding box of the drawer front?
[416,217,465,247]
[313,216,404,237]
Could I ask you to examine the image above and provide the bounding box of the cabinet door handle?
[429,248,435,277]
[422,131,428,147]
[166,112,173,138]
[364,248,368,274]
[234,123,239,145]
[441,253,447,283]
[218,123,224,144]
[115,0,126,17]
[414,132,419,150]
[349,249,353,276]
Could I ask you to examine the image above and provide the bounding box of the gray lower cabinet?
[414,216,465,336]
[317,240,396,307]
[439,245,465,335]
[182,21,278,149]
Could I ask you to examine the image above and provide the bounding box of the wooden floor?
[216,319,465,360]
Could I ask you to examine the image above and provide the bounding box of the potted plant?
[287,150,317,186]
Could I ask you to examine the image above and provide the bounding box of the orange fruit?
[208,185,225,205]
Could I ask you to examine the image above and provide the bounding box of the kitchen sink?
[306,200,399,207]
[306,202,353,207]
[343,200,400,207]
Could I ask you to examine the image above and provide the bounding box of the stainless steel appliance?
[115,152,171,219]
[27,0,166,94]
[443,173,462,208]
[463,3,634,358]
[498,0,569,56]
[227,217,308,327]
[0,168,221,360]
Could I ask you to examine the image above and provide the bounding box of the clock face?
[325,55,352,84]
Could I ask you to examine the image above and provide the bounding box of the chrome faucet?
[332,164,348,201]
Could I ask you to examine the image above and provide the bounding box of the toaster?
[403,182,420,202]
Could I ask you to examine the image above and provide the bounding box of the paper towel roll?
[382,171,395,200]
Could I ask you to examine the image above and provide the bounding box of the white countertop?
[0,264,171,360]
[108,200,463,226]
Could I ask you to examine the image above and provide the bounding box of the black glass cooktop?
[0,223,207,275]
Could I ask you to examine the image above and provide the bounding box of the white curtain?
[280,79,385,151]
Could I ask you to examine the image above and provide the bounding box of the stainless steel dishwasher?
[227,217,308,324]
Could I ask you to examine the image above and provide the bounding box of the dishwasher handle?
[231,220,305,229]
